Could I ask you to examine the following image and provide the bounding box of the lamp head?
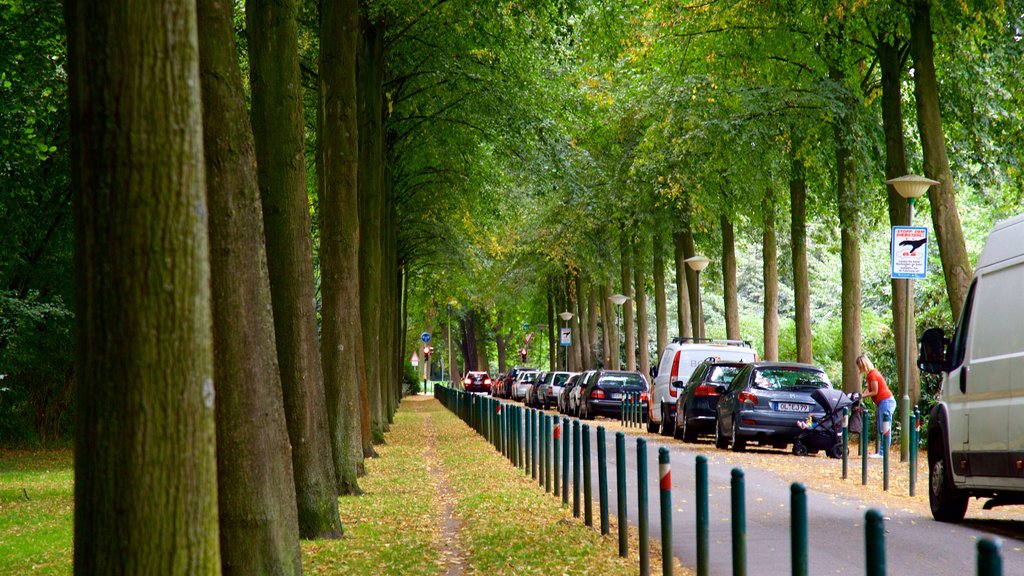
[684,255,711,272]
[609,294,628,306]
[885,174,939,200]
[558,311,574,321]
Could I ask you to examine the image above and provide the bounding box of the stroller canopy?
[810,387,855,414]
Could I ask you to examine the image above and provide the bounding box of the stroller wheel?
[792,442,809,457]
[827,443,844,459]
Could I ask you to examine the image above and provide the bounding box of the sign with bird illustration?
[891,226,928,279]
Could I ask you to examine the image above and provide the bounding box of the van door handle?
[960,366,968,393]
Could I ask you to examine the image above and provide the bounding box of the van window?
[971,264,1024,360]
[949,279,977,369]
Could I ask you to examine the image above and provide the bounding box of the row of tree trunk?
[68,0,405,573]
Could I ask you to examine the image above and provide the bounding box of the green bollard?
[562,417,570,507]
[842,407,849,480]
[621,395,626,427]
[862,410,870,486]
[696,456,709,576]
[865,509,886,576]
[583,424,593,527]
[530,409,537,479]
[909,408,919,497]
[573,420,581,518]
[883,412,891,492]
[977,538,1003,576]
[791,483,807,576]
[544,415,552,492]
[597,426,610,535]
[638,437,650,576]
[616,432,628,558]
[659,447,673,576]
[554,418,561,495]
[731,468,746,576]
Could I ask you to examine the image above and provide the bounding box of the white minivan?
[647,338,757,434]
[919,212,1024,522]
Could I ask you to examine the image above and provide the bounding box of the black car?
[578,370,648,420]
[673,360,747,442]
[714,362,831,452]
[462,371,491,394]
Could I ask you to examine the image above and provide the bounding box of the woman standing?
[856,354,894,458]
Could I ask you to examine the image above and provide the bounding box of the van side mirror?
[918,327,949,374]
[671,380,684,388]
[650,365,658,378]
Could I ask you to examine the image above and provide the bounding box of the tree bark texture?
[197,0,303,571]
[576,275,590,370]
[672,230,692,340]
[721,215,740,341]
[460,312,479,373]
[600,283,615,369]
[357,13,387,444]
[762,191,779,361]
[633,240,650,379]
[588,282,601,370]
[620,234,636,371]
[67,0,222,571]
[319,0,366,494]
[789,143,813,364]
[879,32,921,405]
[495,319,508,374]
[547,288,557,371]
[909,0,972,321]
[476,311,490,374]
[653,232,669,358]
[246,0,343,540]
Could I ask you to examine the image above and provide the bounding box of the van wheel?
[929,437,968,522]
[714,420,729,449]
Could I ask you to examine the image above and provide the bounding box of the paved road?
[487,398,1024,575]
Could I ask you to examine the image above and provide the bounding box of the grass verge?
[0,448,74,575]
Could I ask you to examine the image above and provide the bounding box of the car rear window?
[752,368,830,391]
[552,374,569,386]
[707,366,742,385]
[597,374,646,390]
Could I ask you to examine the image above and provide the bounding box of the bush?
[403,361,421,395]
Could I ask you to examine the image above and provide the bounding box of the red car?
[462,371,492,394]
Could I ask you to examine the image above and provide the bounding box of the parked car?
[491,373,506,396]
[673,360,747,442]
[649,337,758,435]
[918,212,1024,522]
[558,373,582,414]
[537,371,573,409]
[714,362,831,452]
[568,370,597,416]
[462,371,492,394]
[512,369,538,401]
[525,371,548,407]
[578,370,648,421]
[499,367,527,398]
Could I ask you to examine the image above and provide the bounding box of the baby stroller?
[792,389,862,458]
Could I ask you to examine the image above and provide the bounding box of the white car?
[648,338,757,434]
[569,371,597,416]
[537,371,573,409]
[512,370,538,401]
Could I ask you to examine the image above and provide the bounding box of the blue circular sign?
[420,332,431,343]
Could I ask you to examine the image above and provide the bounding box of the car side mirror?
[715,385,728,394]
[671,380,684,388]
[650,365,658,378]
[918,327,949,374]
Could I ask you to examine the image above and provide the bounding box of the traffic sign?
[522,323,529,331]
[421,331,431,343]
[891,226,928,279]
[410,352,419,367]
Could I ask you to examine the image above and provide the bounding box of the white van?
[918,213,1024,522]
[647,337,757,434]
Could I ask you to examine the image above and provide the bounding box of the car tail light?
[669,386,678,398]
[640,393,650,403]
[737,391,758,405]
[590,389,606,399]
[463,377,471,385]
[694,385,720,397]
[485,378,491,385]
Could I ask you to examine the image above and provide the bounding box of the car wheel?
[714,419,729,449]
[792,442,809,457]
[672,410,685,440]
[731,420,746,452]
[660,405,672,436]
[681,411,697,443]
[929,437,968,523]
[646,406,659,433]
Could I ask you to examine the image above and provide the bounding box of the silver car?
[512,370,538,401]
[536,371,573,410]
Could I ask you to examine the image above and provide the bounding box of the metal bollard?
[731,468,746,576]
[909,408,919,497]
[977,538,1003,576]
[791,483,807,576]
[544,415,552,492]
[583,424,593,527]
[696,456,709,576]
[616,432,628,558]
[638,437,650,576]
[562,417,570,507]
[842,407,849,480]
[883,412,891,491]
[598,426,610,535]
[530,408,537,480]
[659,447,673,576]
[862,410,870,486]
[554,418,561,495]
[865,509,886,576]
[573,420,581,518]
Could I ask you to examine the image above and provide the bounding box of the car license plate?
[611,393,623,400]
[777,402,809,412]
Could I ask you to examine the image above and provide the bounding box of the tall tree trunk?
[576,275,590,369]
[460,312,478,373]
[476,312,490,374]
[634,240,650,378]
[547,288,557,371]
[247,0,343,540]
[68,0,222,570]
[762,190,779,361]
[909,0,972,321]
[721,214,740,341]
[789,142,813,363]
[357,13,387,444]
[319,0,367,493]
[830,61,862,393]
[681,225,701,338]
[600,283,615,369]
[672,231,693,340]
[495,319,507,374]
[197,0,302,571]
[620,234,636,371]
[653,232,669,358]
[879,32,921,406]
[588,282,601,370]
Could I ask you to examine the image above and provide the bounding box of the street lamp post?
[559,311,574,371]
[609,294,629,370]
[886,174,938,462]
[684,255,711,340]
